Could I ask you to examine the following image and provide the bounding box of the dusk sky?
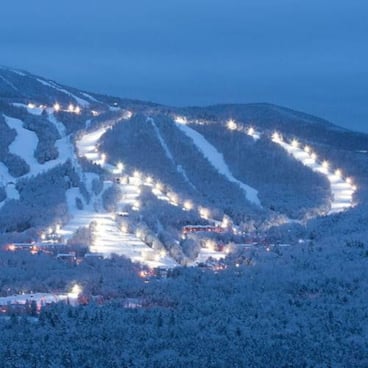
[1,0,367,132]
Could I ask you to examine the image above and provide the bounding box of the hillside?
[0,66,367,266]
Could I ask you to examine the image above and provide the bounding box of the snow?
[77,126,109,164]
[148,118,175,164]
[63,128,179,269]
[272,135,356,214]
[47,112,66,137]
[12,103,44,115]
[0,75,18,92]
[149,117,197,191]
[192,248,226,265]
[4,115,78,179]
[36,78,90,107]
[176,122,261,207]
[5,115,39,168]
[0,292,78,307]
[10,69,26,76]
[60,182,177,269]
[80,92,100,103]
[0,162,19,208]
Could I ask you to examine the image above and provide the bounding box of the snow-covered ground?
[0,162,19,200]
[5,115,39,168]
[3,114,77,181]
[77,126,109,164]
[148,117,197,191]
[191,248,226,265]
[12,103,45,116]
[36,78,91,107]
[272,134,356,214]
[0,292,79,308]
[63,126,179,268]
[175,120,261,207]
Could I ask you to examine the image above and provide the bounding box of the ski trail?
[148,117,198,192]
[272,134,356,214]
[176,122,261,207]
[0,75,18,92]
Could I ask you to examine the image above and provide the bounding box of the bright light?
[145,176,153,185]
[133,200,140,211]
[27,103,36,109]
[291,139,299,148]
[168,192,179,205]
[205,239,216,251]
[334,169,342,178]
[40,233,46,240]
[68,284,82,298]
[7,244,16,252]
[100,153,106,164]
[199,207,210,219]
[53,103,60,112]
[120,224,128,233]
[74,106,81,114]
[124,110,133,119]
[160,250,166,257]
[133,171,141,179]
[304,145,310,153]
[346,177,352,185]
[155,182,163,192]
[117,162,124,172]
[183,200,193,211]
[91,110,99,117]
[247,127,255,136]
[272,132,282,142]
[310,153,317,161]
[227,119,237,131]
[55,224,61,234]
[352,185,357,191]
[221,217,230,228]
[68,104,74,112]
[175,115,187,124]
[136,229,143,238]
[322,160,329,169]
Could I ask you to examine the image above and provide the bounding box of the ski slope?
[272,134,356,214]
[66,125,179,268]
[175,121,261,207]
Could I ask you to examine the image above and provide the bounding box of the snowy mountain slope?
[175,119,261,207]
[0,66,367,267]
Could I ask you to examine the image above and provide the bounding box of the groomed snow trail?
[272,135,356,214]
[148,117,198,192]
[4,115,76,179]
[70,123,178,268]
[176,122,261,207]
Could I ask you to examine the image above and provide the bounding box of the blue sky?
[1,0,367,132]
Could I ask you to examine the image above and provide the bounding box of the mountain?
[0,66,367,266]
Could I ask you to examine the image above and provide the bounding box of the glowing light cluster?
[68,284,82,299]
[174,115,188,124]
[272,132,282,142]
[291,139,299,148]
[227,119,237,131]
